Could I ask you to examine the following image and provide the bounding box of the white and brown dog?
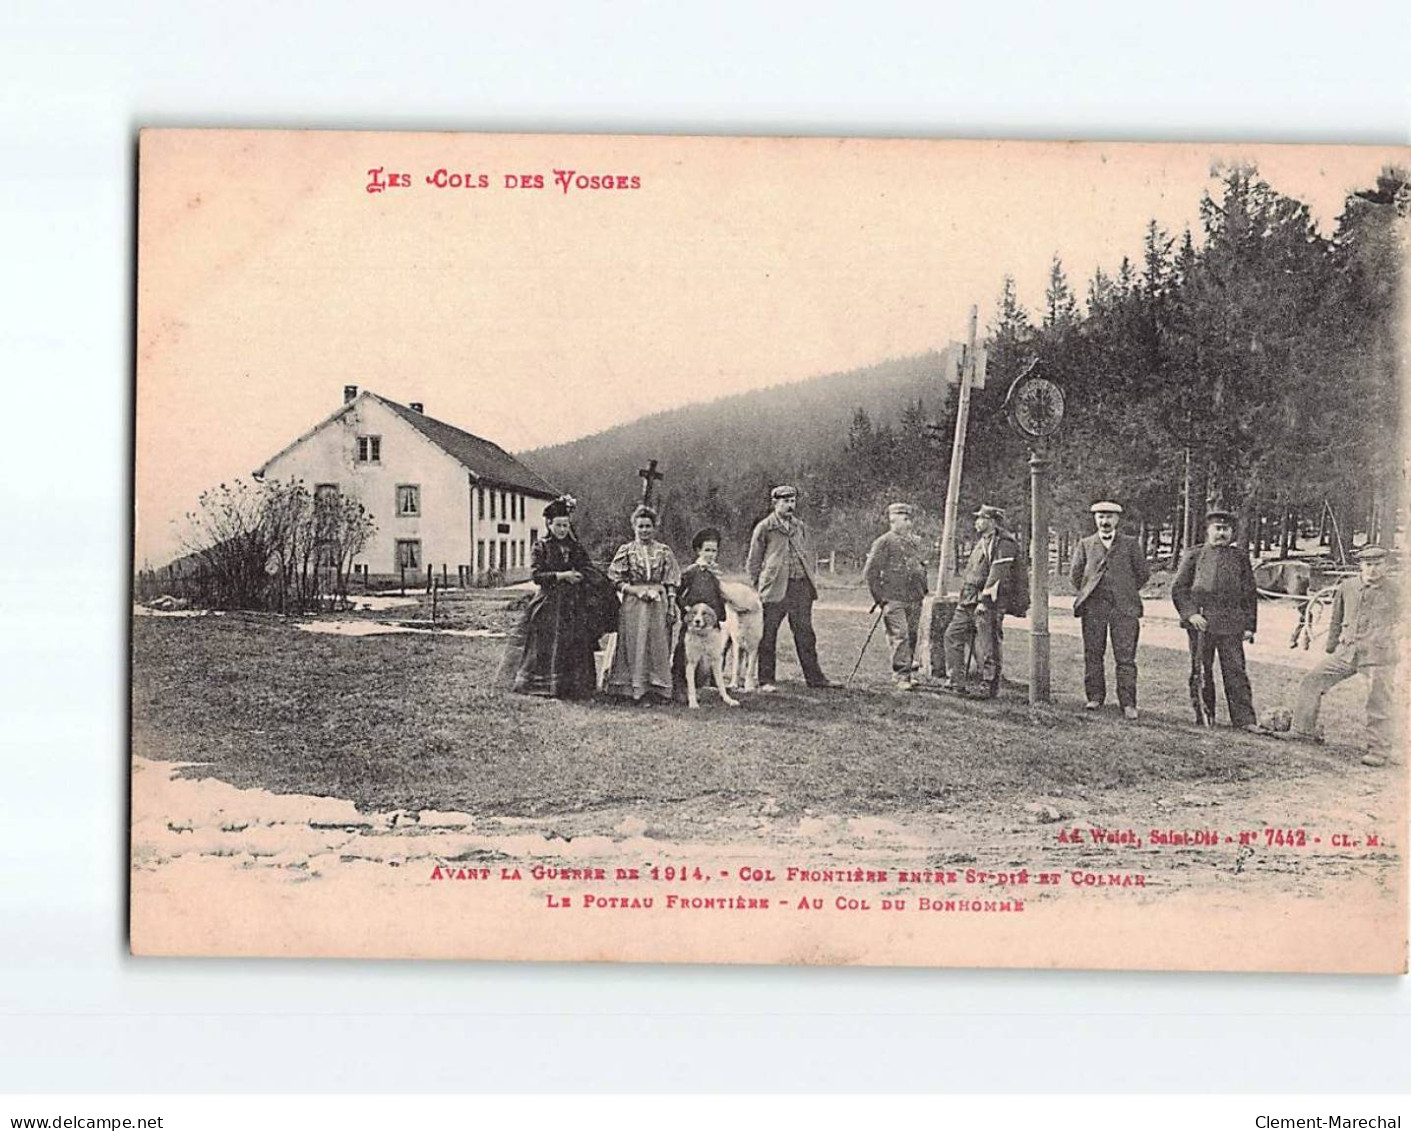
[719,580,764,693]
[682,603,740,709]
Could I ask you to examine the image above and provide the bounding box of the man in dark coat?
[1290,546,1402,765]
[1070,501,1150,719]
[943,504,1018,699]
[1171,509,1269,733]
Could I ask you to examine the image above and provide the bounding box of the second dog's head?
[686,603,720,632]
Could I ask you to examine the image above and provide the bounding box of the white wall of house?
[259,395,549,582]
[470,485,549,582]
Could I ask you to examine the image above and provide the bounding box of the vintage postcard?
[131,129,1409,971]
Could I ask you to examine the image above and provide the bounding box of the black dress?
[502,535,617,699]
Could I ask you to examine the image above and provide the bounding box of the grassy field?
[129,588,1375,821]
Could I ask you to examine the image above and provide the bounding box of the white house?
[254,386,560,584]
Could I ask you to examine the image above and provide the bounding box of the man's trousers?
[759,577,828,686]
[1079,597,1141,708]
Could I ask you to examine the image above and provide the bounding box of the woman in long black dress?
[502,496,615,698]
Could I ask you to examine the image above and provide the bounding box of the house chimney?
[410,402,424,413]
[343,384,358,404]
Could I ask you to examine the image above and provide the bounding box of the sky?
[134,131,1406,566]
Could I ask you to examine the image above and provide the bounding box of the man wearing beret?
[1290,546,1402,766]
[943,504,1018,699]
[747,485,839,691]
[1171,508,1269,733]
[1071,501,1150,719]
[863,502,930,692]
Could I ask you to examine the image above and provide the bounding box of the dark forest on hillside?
[526,167,1408,571]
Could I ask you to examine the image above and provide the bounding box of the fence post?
[401,567,406,597]
[426,564,433,595]
[432,576,438,624]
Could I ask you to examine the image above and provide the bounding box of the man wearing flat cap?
[943,504,1018,698]
[747,485,839,690]
[863,502,930,691]
[1291,546,1402,766]
[1171,508,1268,733]
[1070,501,1150,719]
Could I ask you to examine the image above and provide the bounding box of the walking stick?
[1188,626,1207,725]
[845,604,886,689]
[1189,626,1215,726]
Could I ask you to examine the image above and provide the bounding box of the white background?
[1,0,1408,1094]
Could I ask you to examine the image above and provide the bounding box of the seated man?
[1290,546,1402,766]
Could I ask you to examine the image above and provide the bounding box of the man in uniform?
[863,502,929,692]
[1290,546,1402,766]
[747,485,840,691]
[943,504,1018,699]
[1070,501,1150,720]
[1171,508,1269,733]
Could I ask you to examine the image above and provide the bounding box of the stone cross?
[637,459,664,506]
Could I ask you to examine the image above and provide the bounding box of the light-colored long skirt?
[603,591,674,700]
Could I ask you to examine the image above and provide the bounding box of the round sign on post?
[1004,362,1066,439]
[1002,360,1065,704]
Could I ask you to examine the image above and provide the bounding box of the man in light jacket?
[1070,501,1150,719]
[747,485,839,691]
[1290,546,1402,766]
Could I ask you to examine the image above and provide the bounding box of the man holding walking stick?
[862,502,929,692]
[1171,508,1271,734]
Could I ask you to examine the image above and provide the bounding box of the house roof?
[256,392,561,499]
[373,395,560,498]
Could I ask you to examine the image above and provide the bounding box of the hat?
[1090,501,1123,515]
[973,504,1006,522]
[544,495,574,520]
[1356,546,1388,562]
[887,502,915,518]
[1204,509,1236,525]
[771,484,798,501]
[692,527,723,551]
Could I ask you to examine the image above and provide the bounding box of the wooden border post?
[1029,447,1051,704]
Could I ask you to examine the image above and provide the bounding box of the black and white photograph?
[128,130,1407,972]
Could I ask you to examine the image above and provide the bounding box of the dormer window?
[357,435,381,463]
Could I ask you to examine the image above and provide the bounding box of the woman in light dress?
[603,504,681,702]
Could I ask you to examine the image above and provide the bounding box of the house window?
[529,529,539,546]
[396,485,420,517]
[489,491,496,520]
[396,540,421,569]
[357,436,381,463]
[519,495,525,522]
[520,539,526,567]
[500,491,507,521]
[477,488,485,520]
[476,541,485,571]
[500,539,507,570]
[510,542,517,569]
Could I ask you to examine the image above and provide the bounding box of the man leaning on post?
[942,504,1017,699]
